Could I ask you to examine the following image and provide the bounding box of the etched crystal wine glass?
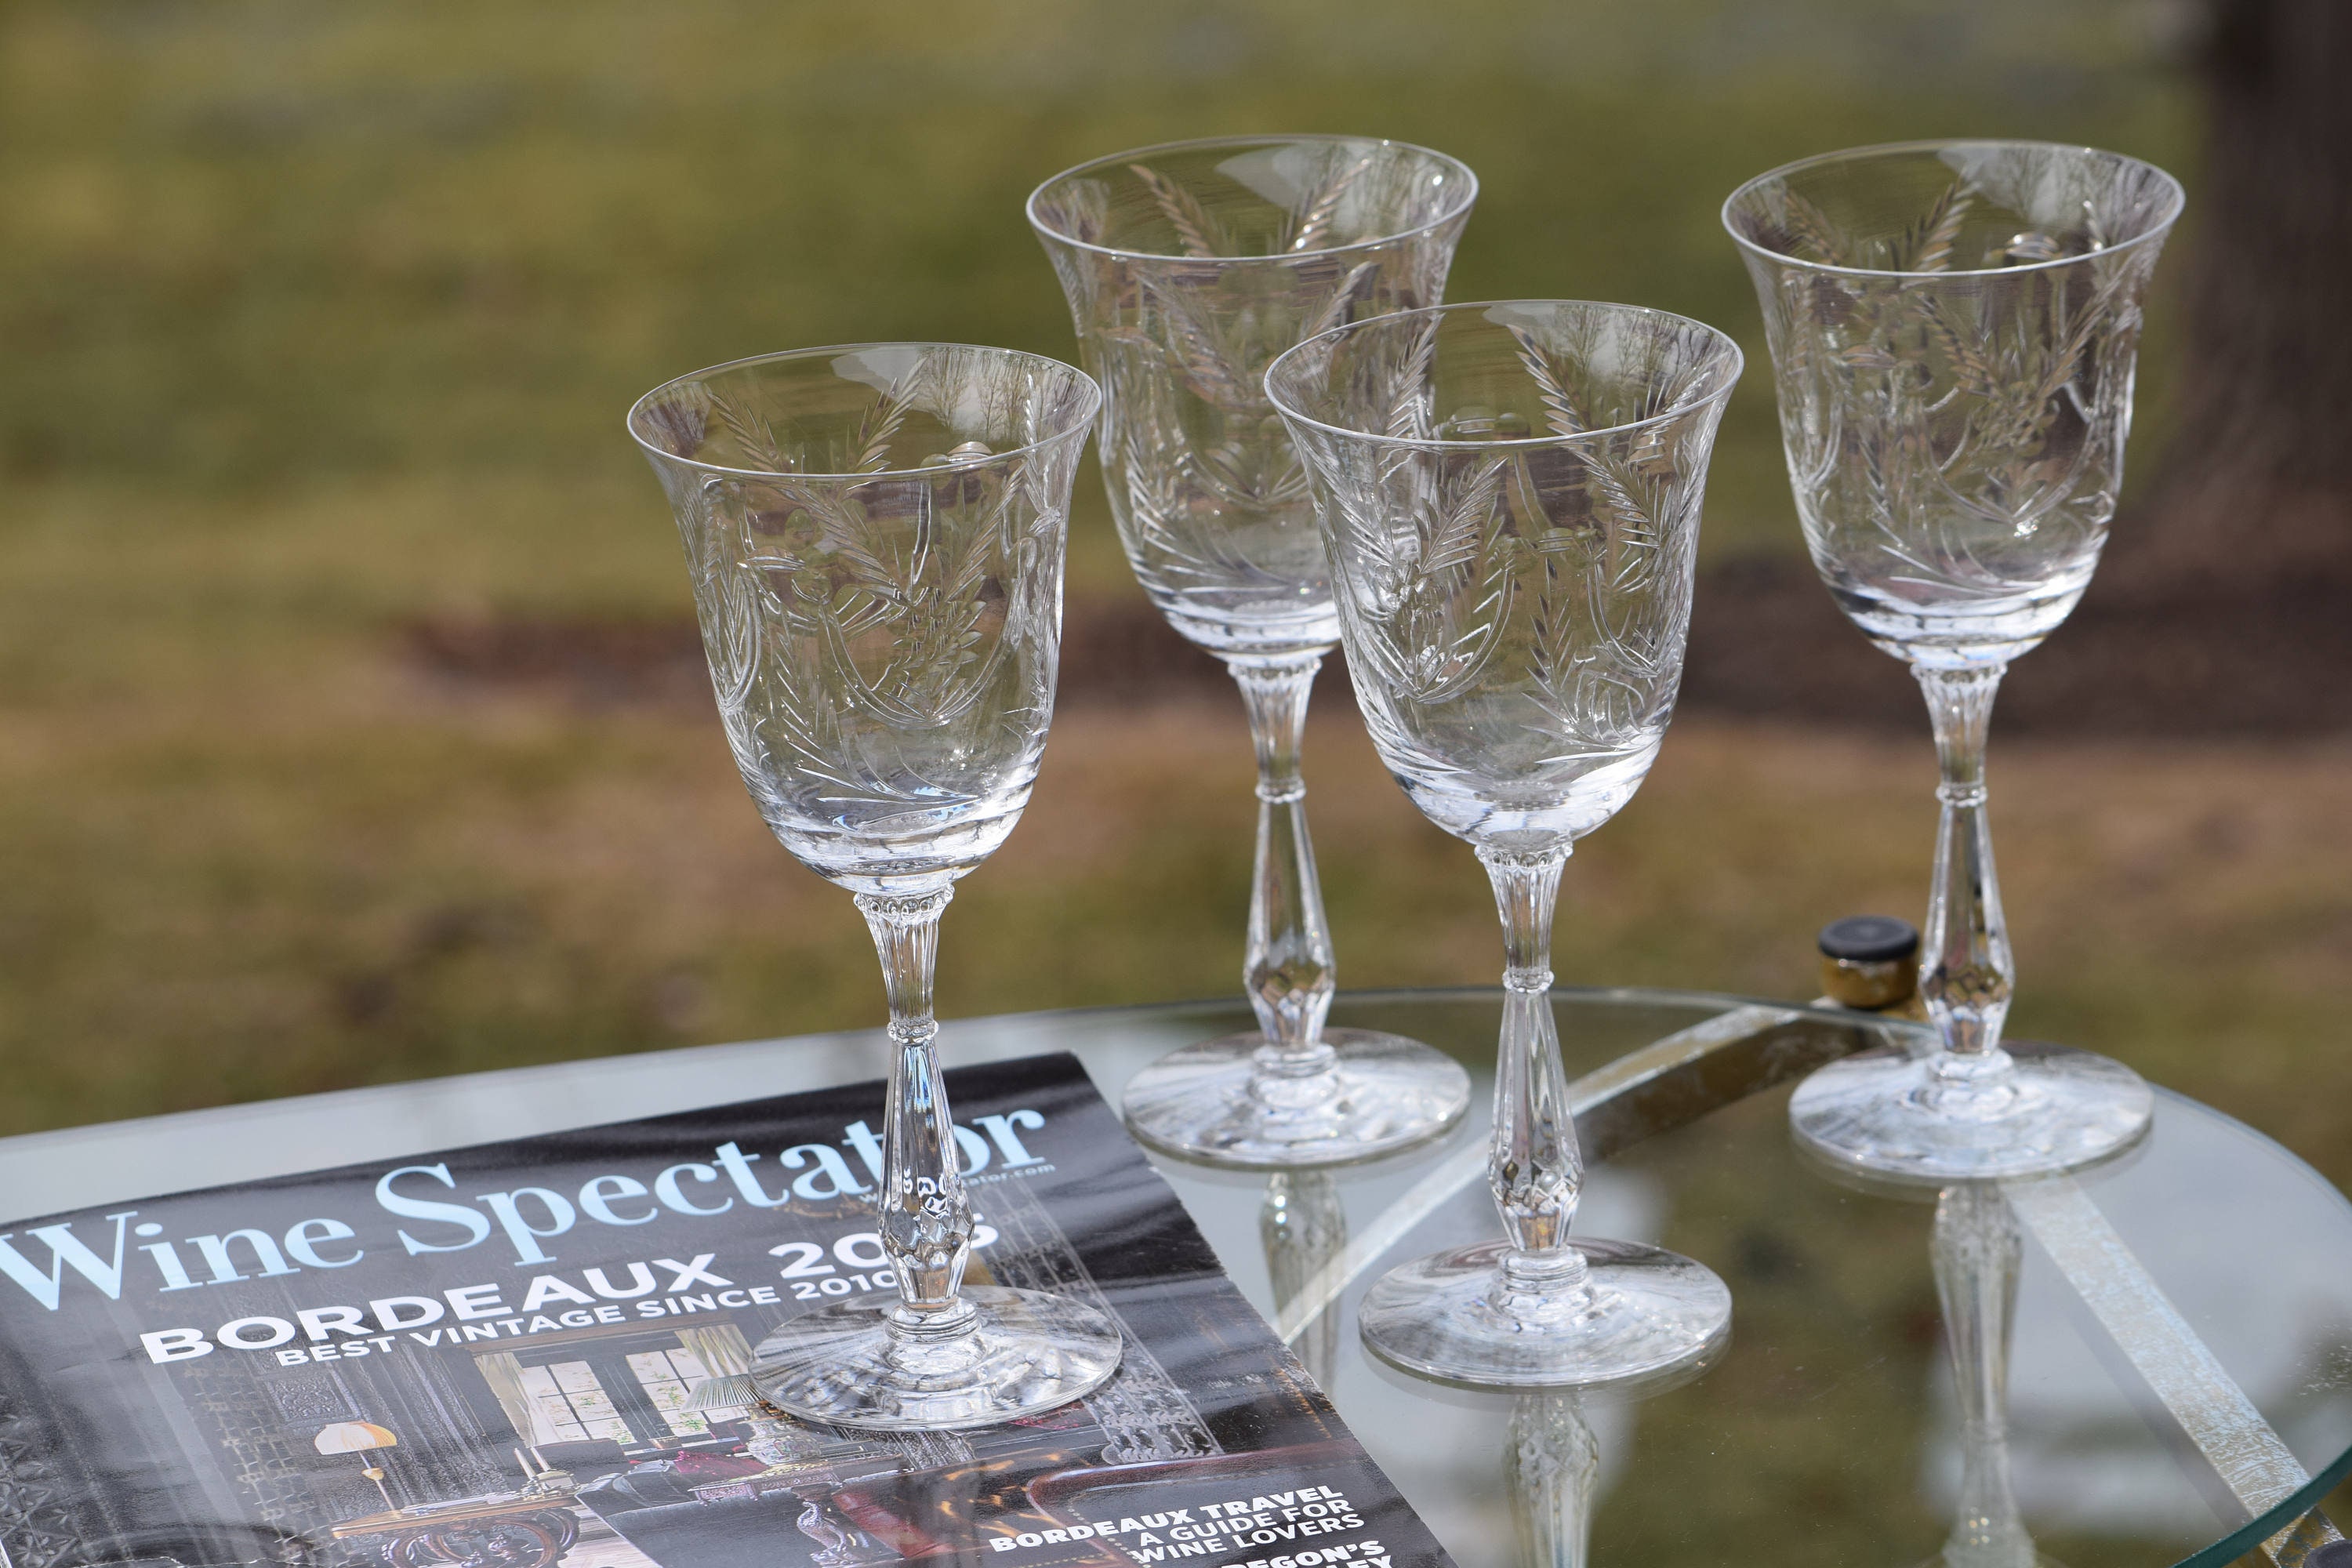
[1724,140,2184,1181]
[627,343,1121,1429]
[1029,134,1479,1169]
[1267,300,1744,1385]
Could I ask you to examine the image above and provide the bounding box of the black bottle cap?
[1818,915,1920,964]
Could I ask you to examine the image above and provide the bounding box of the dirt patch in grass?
[401,543,2352,737]
[400,597,1243,711]
[1685,543,2352,737]
[402,615,709,706]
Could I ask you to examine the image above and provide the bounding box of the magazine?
[0,1051,1454,1568]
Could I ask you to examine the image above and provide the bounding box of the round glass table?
[0,987,2344,1568]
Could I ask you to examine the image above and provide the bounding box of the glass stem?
[1917,665,2016,1098]
[1261,1170,1347,1390]
[1932,1182,2034,1566]
[1231,655,1338,1076]
[1507,1392,1599,1568]
[1479,845,1589,1316]
[854,889,977,1340]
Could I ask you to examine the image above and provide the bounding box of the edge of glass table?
[2,985,2345,1567]
[0,984,1864,1221]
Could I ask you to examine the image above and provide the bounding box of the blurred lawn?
[13,0,2347,1200]
[2,0,2192,566]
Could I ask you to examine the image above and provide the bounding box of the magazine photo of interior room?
[294,1312,916,1568]
[150,1295,909,1568]
[304,1309,1233,1568]
[157,1249,1250,1568]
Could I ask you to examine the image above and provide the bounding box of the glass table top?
[1,987,2344,1567]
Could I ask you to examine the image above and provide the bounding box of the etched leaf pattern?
[1359,449,1512,704]
[1095,245,1448,606]
[1522,321,1725,735]
[640,352,1085,831]
[1291,308,1725,775]
[720,465,1039,811]
[1036,145,1468,646]
[1737,153,2169,615]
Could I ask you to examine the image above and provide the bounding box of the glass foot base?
[1358,1238,1731,1392]
[1789,1041,2153,1183]
[747,1286,1123,1432]
[1120,1028,1471,1171]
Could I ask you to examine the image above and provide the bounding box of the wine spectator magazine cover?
[0,1052,1453,1568]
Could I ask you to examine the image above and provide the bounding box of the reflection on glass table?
[0,989,2345,1566]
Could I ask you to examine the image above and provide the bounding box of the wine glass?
[626,343,1120,1429]
[1029,135,1478,1170]
[1265,300,1744,1386]
[1723,140,2185,1181]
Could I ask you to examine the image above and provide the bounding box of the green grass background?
[0,0,2210,1120]
[17,0,2332,1145]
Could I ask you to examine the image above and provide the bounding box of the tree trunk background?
[1682,0,2352,737]
[2106,0,2352,590]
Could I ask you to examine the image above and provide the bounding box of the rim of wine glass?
[1720,136,2187,281]
[1262,299,1744,452]
[1024,132,1480,263]
[625,343,1102,482]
